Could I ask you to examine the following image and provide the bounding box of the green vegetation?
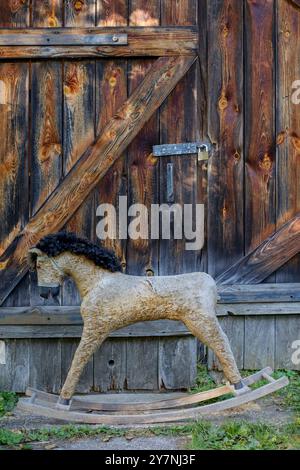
[190,419,300,450]
[0,392,18,418]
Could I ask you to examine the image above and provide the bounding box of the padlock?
[197,144,209,162]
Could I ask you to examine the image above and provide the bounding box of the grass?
[190,419,300,450]
[0,392,18,418]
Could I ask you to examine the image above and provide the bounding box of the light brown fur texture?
[29,249,242,401]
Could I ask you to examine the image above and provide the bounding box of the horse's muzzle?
[39,286,60,299]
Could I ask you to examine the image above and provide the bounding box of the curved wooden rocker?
[18,368,288,425]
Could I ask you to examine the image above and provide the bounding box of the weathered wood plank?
[0,28,198,58]
[29,339,61,393]
[1,301,300,326]
[62,0,96,307]
[161,0,197,26]
[65,0,96,26]
[245,0,275,255]
[0,0,29,27]
[219,283,300,303]
[126,2,160,276]
[159,337,197,389]
[29,4,63,307]
[244,316,275,370]
[276,0,300,282]
[0,339,29,391]
[31,0,62,27]
[94,59,127,265]
[126,338,159,390]
[216,214,300,285]
[207,0,244,278]
[275,316,300,370]
[97,0,128,26]
[0,31,127,45]
[0,2,30,308]
[61,339,93,393]
[129,0,160,26]
[94,339,127,392]
[0,55,196,306]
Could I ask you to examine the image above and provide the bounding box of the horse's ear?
[27,247,43,271]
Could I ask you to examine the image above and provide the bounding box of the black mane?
[36,232,122,273]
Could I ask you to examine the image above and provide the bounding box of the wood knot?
[222,25,229,38]
[74,0,84,12]
[276,131,286,145]
[259,153,273,173]
[109,76,117,88]
[48,16,59,27]
[291,134,300,153]
[218,92,228,111]
[233,150,241,163]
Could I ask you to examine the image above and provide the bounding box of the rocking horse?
[18,232,288,424]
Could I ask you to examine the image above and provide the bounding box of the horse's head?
[28,248,64,299]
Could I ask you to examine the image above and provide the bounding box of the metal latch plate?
[153,142,210,161]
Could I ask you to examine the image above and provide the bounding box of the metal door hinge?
[153,142,211,161]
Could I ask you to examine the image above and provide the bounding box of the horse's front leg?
[59,326,108,406]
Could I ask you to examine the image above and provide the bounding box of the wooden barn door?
[0,1,204,393]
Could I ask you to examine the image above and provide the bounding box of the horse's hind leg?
[59,329,107,404]
[184,314,243,387]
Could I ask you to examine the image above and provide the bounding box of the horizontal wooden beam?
[217,214,300,285]
[219,283,300,303]
[0,55,196,305]
[0,27,197,58]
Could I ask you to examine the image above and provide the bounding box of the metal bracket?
[152,142,211,161]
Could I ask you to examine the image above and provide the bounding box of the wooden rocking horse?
[19,232,288,424]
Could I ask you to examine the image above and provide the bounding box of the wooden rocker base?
[18,368,288,425]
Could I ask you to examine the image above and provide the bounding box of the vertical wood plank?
[126,339,159,390]
[30,5,63,307]
[62,0,96,306]
[244,316,275,369]
[31,0,62,27]
[29,339,61,393]
[61,339,93,393]
[207,0,244,278]
[0,0,29,27]
[94,59,127,264]
[0,2,30,307]
[126,59,159,275]
[159,337,197,390]
[96,0,128,26]
[276,0,300,282]
[161,0,197,26]
[129,0,160,26]
[158,0,198,388]
[65,0,96,26]
[0,340,30,392]
[275,316,300,370]
[207,317,244,371]
[245,0,276,255]
[94,339,127,392]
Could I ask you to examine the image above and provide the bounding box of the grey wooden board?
[158,337,197,389]
[0,31,128,46]
[207,317,244,371]
[29,339,62,394]
[61,339,93,394]
[126,339,159,390]
[275,316,300,370]
[94,339,127,392]
[0,339,29,391]
[218,283,300,303]
[244,316,275,370]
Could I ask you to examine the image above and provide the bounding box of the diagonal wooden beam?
[0,55,196,305]
[216,213,300,285]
